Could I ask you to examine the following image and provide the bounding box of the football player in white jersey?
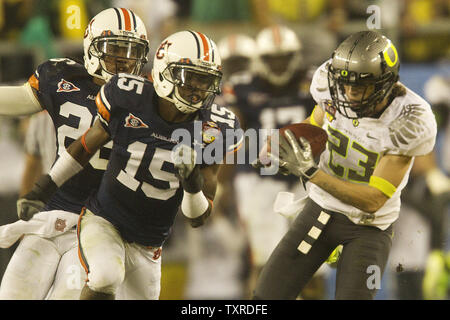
[253,30,437,299]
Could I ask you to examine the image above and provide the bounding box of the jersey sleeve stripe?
[98,115,109,127]
[96,92,111,122]
[100,86,112,110]
[310,105,321,127]
[369,175,397,198]
[28,74,39,91]
[81,129,93,154]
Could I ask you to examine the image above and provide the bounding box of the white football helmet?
[217,34,256,78]
[255,25,302,86]
[83,8,149,82]
[152,31,222,114]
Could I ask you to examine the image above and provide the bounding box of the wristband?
[49,150,83,187]
[181,190,210,219]
[303,166,318,180]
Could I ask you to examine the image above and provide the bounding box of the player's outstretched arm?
[17,119,110,220]
[278,129,413,213]
[0,83,43,116]
[310,154,412,213]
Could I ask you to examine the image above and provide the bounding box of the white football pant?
[78,209,161,299]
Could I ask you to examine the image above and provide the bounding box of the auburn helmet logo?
[156,40,172,59]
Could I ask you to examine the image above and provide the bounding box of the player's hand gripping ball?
[253,123,328,179]
[279,123,328,160]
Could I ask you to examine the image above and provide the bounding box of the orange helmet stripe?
[196,32,210,62]
[272,25,281,47]
[228,35,237,54]
[120,8,132,31]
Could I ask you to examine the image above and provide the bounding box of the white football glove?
[273,129,319,180]
[172,144,204,193]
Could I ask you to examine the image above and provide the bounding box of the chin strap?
[172,87,203,114]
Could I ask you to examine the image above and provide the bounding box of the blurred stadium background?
[0,0,448,300]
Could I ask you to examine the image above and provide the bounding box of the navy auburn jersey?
[222,72,315,180]
[87,73,242,246]
[28,58,111,213]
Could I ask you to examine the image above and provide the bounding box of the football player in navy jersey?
[19,31,242,300]
[0,8,149,299]
[222,25,317,297]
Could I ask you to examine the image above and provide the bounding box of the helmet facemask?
[259,51,301,87]
[89,36,149,80]
[328,64,397,119]
[222,56,252,79]
[161,63,222,113]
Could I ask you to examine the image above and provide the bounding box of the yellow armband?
[369,176,397,198]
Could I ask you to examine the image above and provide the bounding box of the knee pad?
[87,261,125,294]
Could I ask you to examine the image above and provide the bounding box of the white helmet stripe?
[112,7,122,30]
[130,10,137,31]
[111,8,138,32]
[100,86,112,111]
[191,31,213,62]
[118,8,132,31]
[188,30,201,59]
[208,37,215,63]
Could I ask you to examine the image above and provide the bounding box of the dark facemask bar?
[90,37,148,77]
[328,66,397,119]
[163,63,222,110]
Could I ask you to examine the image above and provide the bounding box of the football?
[257,123,328,166]
[279,123,328,159]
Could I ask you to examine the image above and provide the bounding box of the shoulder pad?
[206,104,240,130]
[310,60,331,101]
[36,58,84,81]
[202,104,243,157]
[388,103,437,156]
[102,73,151,112]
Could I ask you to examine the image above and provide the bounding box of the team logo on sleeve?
[54,218,67,232]
[124,113,149,128]
[323,100,336,122]
[56,79,80,93]
[202,121,221,144]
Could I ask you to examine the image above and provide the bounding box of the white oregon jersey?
[308,60,437,230]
